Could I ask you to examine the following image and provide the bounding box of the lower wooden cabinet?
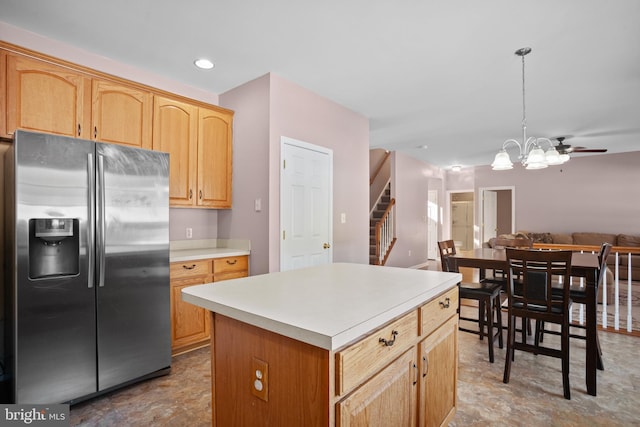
[337,348,418,427]
[171,275,210,353]
[336,286,458,427]
[170,255,248,355]
[419,315,458,427]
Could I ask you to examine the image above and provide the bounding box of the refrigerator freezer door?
[95,143,171,391]
[13,131,97,403]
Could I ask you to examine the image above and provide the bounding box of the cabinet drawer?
[335,309,418,396]
[420,287,458,337]
[170,260,211,279]
[213,256,248,276]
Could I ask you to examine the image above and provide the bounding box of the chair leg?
[534,320,541,351]
[485,298,495,363]
[478,299,486,341]
[596,331,604,371]
[562,324,571,400]
[494,294,503,349]
[503,313,514,383]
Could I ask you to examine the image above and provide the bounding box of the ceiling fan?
[552,136,608,155]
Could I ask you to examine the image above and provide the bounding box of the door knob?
[323,243,331,249]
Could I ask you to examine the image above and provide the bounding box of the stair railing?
[375,198,396,265]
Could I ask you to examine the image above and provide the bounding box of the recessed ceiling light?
[451,165,462,172]
[194,58,215,70]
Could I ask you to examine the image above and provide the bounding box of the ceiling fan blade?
[572,148,608,153]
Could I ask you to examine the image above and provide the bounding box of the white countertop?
[169,238,250,262]
[170,247,250,262]
[182,263,460,351]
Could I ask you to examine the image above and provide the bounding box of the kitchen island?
[182,263,461,427]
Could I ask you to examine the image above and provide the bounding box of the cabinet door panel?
[6,54,90,138]
[153,96,197,206]
[1,51,6,137]
[171,276,210,351]
[419,315,458,427]
[198,107,233,207]
[337,349,417,427]
[92,79,151,148]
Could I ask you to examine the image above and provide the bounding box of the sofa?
[487,231,640,282]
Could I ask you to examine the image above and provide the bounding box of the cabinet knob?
[439,297,451,309]
[77,124,81,136]
[182,264,197,270]
[199,190,203,200]
[94,126,97,139]
[226,259,237,265]
[189,189,193,200]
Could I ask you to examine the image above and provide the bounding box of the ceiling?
[2,0,639,168]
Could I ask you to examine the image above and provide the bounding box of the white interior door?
[427,190,439,259]
[281,137,333,271]
[451,201,473,250]
[482,190,498,243]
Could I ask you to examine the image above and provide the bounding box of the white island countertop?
[182,263,460,351]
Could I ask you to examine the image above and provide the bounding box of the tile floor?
[69,326,640,426]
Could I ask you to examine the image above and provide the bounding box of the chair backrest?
[505,248,573,316]
[494,236,533,249]
[597,242,613,286]
[437,240,457,273]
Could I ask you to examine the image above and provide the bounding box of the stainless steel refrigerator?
[3,130,171,404]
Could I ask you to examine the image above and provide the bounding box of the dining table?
[451,248,601,396]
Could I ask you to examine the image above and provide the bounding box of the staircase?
[370,184,396,265]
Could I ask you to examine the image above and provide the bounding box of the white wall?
[220,73,370,274]
[269,74,370,270]
[218,75,271,275]
[0,21,219,105]
[385,152,446,268]
[472,151,640,235]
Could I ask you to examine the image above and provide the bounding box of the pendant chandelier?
[491,47,567,170]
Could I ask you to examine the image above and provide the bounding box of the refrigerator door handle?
[87,153,95,288]
[96,153,106,288]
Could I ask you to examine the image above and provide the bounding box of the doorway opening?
[479,186,515,246]
[450,191,474,251]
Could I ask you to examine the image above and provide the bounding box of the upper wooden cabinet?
[91,79,152,149]
[5,54,91,139]
[153,96,233,208]
[0,41,233,209]
[4,53,153,149]
[2,44,233,208]
[152,96,198,206]
[198,107,233,208]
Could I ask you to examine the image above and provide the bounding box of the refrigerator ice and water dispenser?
[28,218,79,279]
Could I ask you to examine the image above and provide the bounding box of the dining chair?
[503,248,574,399]
[438,240,503,363]
[485,236,534,287]
[539,242,612,370]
